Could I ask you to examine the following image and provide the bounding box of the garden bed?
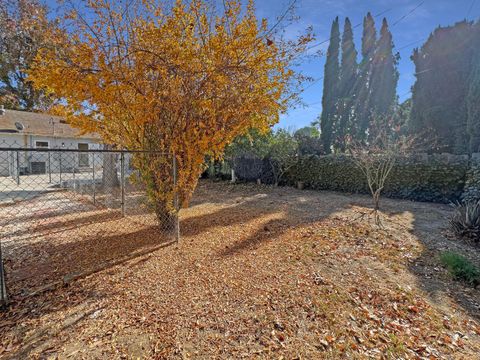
[1,180,480,358]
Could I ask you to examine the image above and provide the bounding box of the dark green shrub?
[285,154,469,203]
[440,252,480,287]
[450,201,480,244]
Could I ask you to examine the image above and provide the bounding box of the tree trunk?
[102,145,119,188]
[153,198,177,233]
[373,190,381,226]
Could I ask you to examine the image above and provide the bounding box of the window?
[78,143,89,167]
[35,141,49,148]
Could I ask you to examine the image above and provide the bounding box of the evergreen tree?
[335,17,358,151]
[355,12,377,140]
[294,126,323,155]
[409,21,475,153]
[369,18,398,132]
[394,98,412,132]
[0,0,60,110]
[467,22,480,153]
[320,17,340,154]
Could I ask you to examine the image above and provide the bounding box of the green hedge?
[285,154,470,203]
[216,153,480,204]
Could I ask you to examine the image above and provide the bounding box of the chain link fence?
[0,141,178,306]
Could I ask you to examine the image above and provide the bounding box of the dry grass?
[1,180,480,359]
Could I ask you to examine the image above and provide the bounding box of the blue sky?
[254,0,479,130]
[44,0,479,130]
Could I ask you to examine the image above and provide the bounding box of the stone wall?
[462,153,480,203]
[228,153,480,204]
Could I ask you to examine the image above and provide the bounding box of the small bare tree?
[348,127,415,225]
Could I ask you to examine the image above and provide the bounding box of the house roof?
[0,109,99,140]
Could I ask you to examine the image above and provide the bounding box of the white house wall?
[0,134,102,177]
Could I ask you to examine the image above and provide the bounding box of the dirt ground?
[1,180,480,359]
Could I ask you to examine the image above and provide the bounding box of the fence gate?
[0,146,178,306]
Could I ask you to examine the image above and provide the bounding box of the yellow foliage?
[29,0,311,211]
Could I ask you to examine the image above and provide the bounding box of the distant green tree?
[369,18,398,130]
[335,17,358,152]
[467,23,480,153]
[355,12,377,140]
[393,98,412,133]
[225,129,272,160]
[0,0,59,111]
[410,20,476,153]
[294,126,323,155]
[224,129,273,181]
[320,17,340,154]
[295,126,320,138]
[225,129,299,185]
[267,129,298,186]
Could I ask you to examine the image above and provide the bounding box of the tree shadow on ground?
[4,210,123,241]
[182,182,353,257]
[206,186,411,258]
[3,218,174,299]
[403,205,480,321]
[0,219,177,358]
[181,198,277,238]
[188,181,480,322]
[344,195,480,321]
[2,180,480,358]
[220,217,290,257]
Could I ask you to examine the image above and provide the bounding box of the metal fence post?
[16,150,20,185]
[92,153,96,205]
[0,240,7,308]
[173,153,180,243]
[48,152,52,183]
[73,161,76,192]
[120,152,125,217]
[9,151,13,181]
[59,152,62,186]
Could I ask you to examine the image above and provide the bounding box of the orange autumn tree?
[29,0,311,229]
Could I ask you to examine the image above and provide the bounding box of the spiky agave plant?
[450,200,480,243]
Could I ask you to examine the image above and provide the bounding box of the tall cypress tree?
[320,17,340,154]
[335,17,358,151]
[355,12,377,141]
[409,21,475,153]
[467,22,480,153]
[369,18,398,132]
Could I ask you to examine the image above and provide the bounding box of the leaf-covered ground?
[1,180,480,359]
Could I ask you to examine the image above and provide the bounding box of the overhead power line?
[467,0,477,17]
[307,8,393,51]
[399,89,412,98]
[392,1,426,27]
[307,0,426,52]
[397,38,425,51]
[300,35,426,100]
[301,0,429,105]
